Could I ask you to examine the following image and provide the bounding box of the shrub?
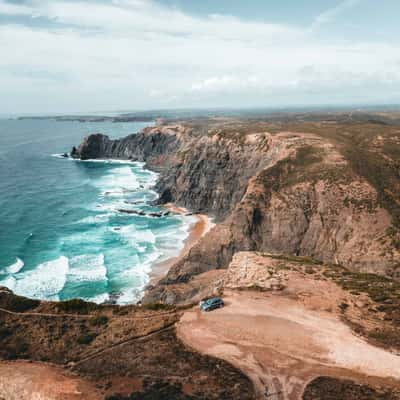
[89,315,109,326]
[56,298,99,314]
[0,293,40,312]
[305,266,315,274]
[0,326,12,341]
[77,332,97,345]
[14,337,29,354]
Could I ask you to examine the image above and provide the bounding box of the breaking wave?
[11,256,69,301]
[1,156,193,304]
[5,257,24,274]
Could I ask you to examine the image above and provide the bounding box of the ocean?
[0,118,194,304]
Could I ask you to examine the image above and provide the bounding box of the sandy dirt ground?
[0,361,102,400]
[177,289,400,400]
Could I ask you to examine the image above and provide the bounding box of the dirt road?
[177,290,400,400]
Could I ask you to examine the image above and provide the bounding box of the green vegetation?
[305,266,316,274]
[0,326,12,341]
[334,272,397,303]
[56,298,99,314]
[368,329,400,348]
[274,121,400,230]
[321,264,400,347]
[292,146,323,167]
[344,142,400,228]
[14,337,29,355]
[77,332,97,345]
[89,315,109,326]
[107,379,203,400]
[304,376,399,400]
[262,253,323,266]
[257,143,350,197]
[112,307,130,315]
[0,292,40,312]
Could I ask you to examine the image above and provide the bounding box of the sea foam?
[68,254,108,283]
[95,166,140,198]
[4,154,194,305]
[13,256,69,300]
[5,257,24,274]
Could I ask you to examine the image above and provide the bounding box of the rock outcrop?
[72,118,400,304]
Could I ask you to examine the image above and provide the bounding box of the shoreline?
[148,203,214,286]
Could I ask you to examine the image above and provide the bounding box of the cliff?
[72,117,400,304]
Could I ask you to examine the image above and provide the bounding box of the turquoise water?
[0,118,193,304]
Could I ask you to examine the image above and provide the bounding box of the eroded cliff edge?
[72,116,400,304]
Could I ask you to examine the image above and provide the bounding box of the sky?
[0,0,400,114]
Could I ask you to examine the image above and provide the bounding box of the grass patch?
[263,253,323,266]
[56,298,99,314]
[0,326,12,341]
[13,337,29,355]
[89,315,109,326]
[321,263,400,347]
[292,146,323,167]
[77,332,97,345]
[368,329,400,348]
[262,120,400,229]
[0,292,40,312]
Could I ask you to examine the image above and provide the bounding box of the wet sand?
[149,203,214,285]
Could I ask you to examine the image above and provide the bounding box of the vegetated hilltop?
[72,112,400,305]
[0,287,253,399]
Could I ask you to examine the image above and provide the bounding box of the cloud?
[191,76,260,92]
[0,1,33,16]
[0,0,398,113]
[311,0,362,31]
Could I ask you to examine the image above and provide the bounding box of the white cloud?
[0,0,398,113]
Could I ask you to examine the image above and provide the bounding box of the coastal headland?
[1,111,400,399]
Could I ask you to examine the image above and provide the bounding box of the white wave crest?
[95,166,140,196]
[75,213,112,225]
[5,258,24,274]
[86,293,110,304]
[0,276,17,291]
[117,288,144,305]
[68,254,108,283]
[119,225,156,246]
[75,158,144,166]
[13,256,69,300]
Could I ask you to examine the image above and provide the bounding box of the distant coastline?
[17,115,155,123]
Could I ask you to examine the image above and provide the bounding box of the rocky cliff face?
[71,126,183,166]
[72,118,400,304]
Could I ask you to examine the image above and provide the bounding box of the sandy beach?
[149,203,214,284]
